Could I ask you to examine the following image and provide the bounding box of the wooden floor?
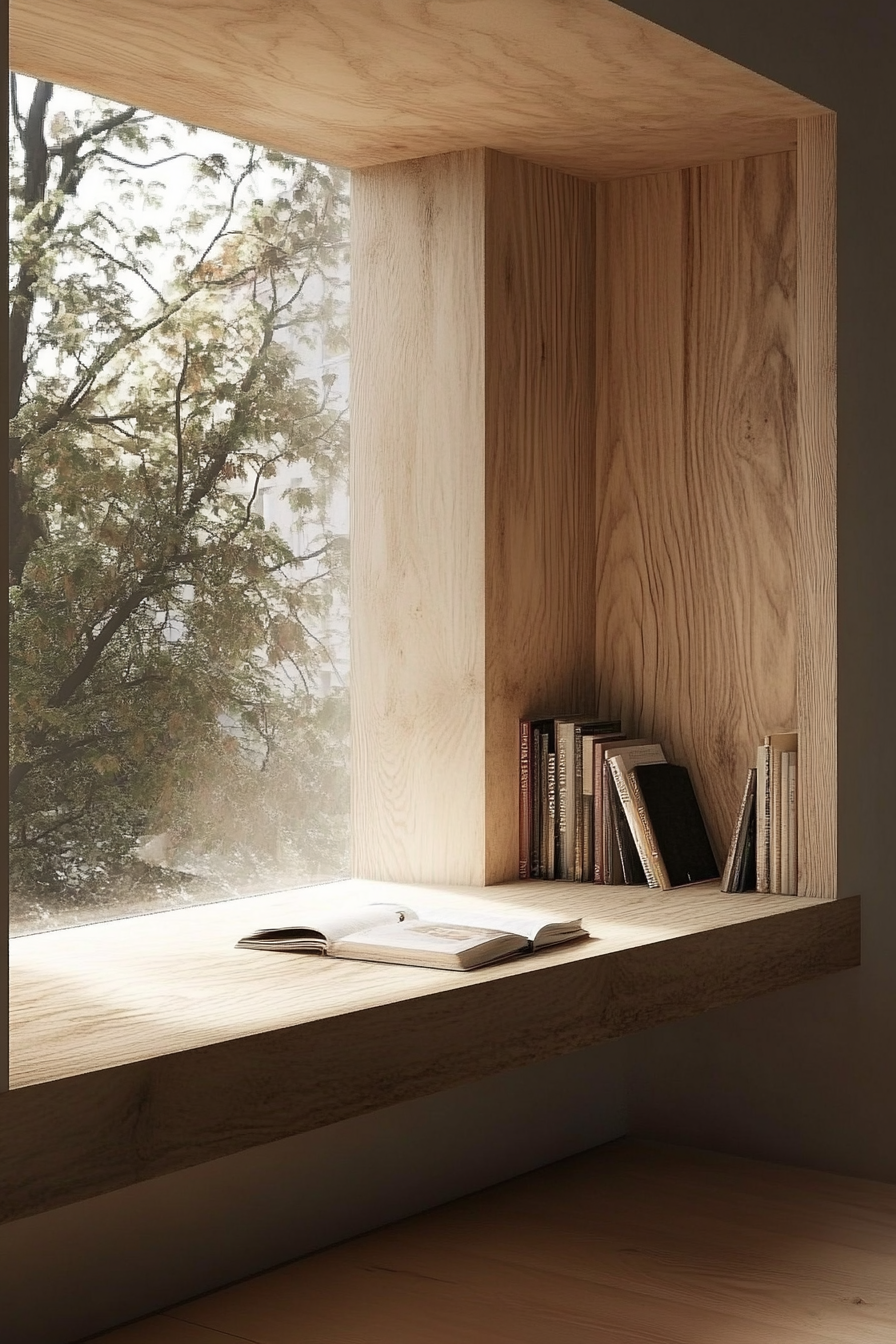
[94,1140,896,1344]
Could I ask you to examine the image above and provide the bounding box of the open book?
[236,901,588,971]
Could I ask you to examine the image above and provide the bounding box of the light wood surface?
[796,114,838,899]
[595,149,838,889]
[483,154,597,880]
[10,1,825,183]
[352,151,597,883]
[351,152,487,884]
[96,1140,896,1343]
[2,879,859,1222]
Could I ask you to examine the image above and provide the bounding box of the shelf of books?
[519,718,800,899]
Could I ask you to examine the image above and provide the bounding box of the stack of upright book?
[519,716,622,881]
[756,731,798,895]
[519,717,719,890]
[720,731,798,895]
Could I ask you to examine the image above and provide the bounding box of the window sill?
[2,879,860,1223]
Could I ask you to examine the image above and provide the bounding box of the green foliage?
[8,76,350,899]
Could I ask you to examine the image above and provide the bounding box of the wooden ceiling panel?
[10,0,825,178]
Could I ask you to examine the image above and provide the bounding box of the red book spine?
[519,720,531,878]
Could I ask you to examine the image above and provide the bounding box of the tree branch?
[11,318,281,773]
[194,147,257,272]
[9,72,27,146]
[48,104,140,159]
[174,343,189,513]
[97,148,200,171]
[78,234,166,302]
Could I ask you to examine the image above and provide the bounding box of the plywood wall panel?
[352,151,597,885]
[595,169,688,768]
[9,0,820,182]
[484,154,597,882]
[351,153,487,885]
[597,153,800,865]
[796,114,838,899]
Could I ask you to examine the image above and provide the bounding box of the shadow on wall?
[0,1040,627,1344]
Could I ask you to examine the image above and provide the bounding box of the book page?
[410,901,582,945]
[331,922,527,968]
[245,903,417,945]
[312,903,420,942]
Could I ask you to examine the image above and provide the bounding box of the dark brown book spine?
[519,721,531,879]
[547,751,557,880]
[532,727,541,878]
[539,731,549,879]
[609,784,636,883]
[605,760,624,883]
[593,747,605,882]
[591,738,626,882]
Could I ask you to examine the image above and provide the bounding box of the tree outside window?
[8,75,350,933]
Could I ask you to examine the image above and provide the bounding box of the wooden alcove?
[3,0,850,1222]
[352,124,836,896]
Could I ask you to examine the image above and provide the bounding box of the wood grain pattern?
[2,879,859,1222]
[351,152,487,885]
[9,1,823,182]
[352,151,596,883]
[597,153,806,872]
[8,880,842,1089]
[96,1141,896,1344]
[796,114,837,899]
[484,153,597,881]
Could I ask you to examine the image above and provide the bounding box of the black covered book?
[721,768,757,893]
[629,763,719,888]
[609,781,647,884]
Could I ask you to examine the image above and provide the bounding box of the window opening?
[8,74,350,934]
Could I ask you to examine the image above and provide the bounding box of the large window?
[8,75,350,934]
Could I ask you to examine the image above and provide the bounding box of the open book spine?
[607,756,661,888]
